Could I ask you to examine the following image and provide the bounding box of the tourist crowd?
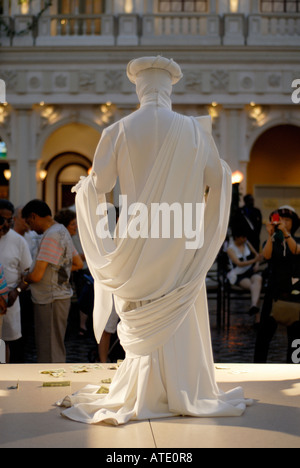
[0,194,299,364]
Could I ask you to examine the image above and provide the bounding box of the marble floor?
[1,363,299,448]
[1,297,298,449]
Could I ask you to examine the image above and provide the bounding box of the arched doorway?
[247,124,300,228]
[57,163,88,209]
[39,121,101,213]
[44,152,91,213]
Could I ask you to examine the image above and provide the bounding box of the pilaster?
[219,105,247,168]
[9,105,37,206]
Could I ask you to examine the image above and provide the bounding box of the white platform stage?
[0,363,299,448]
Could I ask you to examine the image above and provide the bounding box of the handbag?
[271,299,300,327]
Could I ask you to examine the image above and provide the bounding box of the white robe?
[58,83,252,425]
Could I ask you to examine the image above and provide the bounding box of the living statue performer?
[58,57,252,424]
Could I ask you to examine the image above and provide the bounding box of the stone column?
[30,0,43,14]
[144,0,154,13]
[251,0,260,14]
[3,0,10,15]
[219,105,248,197]
[105,0,113,13]
[210,0,217,13]
[9,106,37,206]
[10,0,20,15]
[50,0,58,14]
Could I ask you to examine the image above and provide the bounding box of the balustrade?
[0,12,299,46]
[248,13,300,45]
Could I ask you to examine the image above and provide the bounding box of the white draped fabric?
[58,67,252,425]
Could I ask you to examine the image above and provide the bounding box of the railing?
[0,16,14,45]
[248,14,300,45]
[141,14,221,45]
[1,13,299,47]
[50,15,103,36]
[37,14,116,45]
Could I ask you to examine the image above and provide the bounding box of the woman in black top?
[254,206,300,363]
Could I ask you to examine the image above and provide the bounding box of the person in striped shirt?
[22,200,83,363]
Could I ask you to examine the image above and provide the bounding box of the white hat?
[279,205,297,214]
[127,56,183,85]
[270,205,300,234]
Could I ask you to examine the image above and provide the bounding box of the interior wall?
[41,122,100,167]
[247,124,300,242]
[247,124,300,193]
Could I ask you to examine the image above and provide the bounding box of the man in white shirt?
[0,200,32,362]
[13,205,41,258]
[13,205,41,345]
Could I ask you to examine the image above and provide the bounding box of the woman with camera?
[254,206,300,363]
[263,209,300,259]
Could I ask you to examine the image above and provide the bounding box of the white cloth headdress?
[127,56,183,85]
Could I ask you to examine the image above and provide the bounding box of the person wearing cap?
[263,205,300,259]
[59,56,252,425]
[254,205,300,363]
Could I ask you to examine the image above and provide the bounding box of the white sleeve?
[204,135,224,190]
[19,236,33,272]
[91,127,118,195]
